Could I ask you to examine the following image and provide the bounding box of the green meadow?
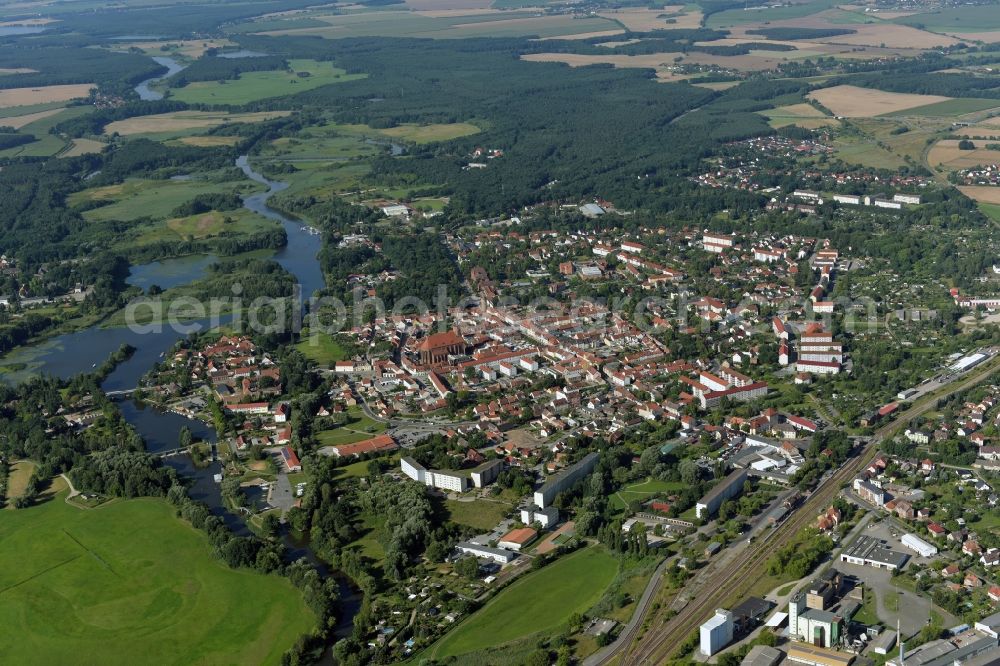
[427,546,618,659]
[0,494,312,664]
[169,59,366,106]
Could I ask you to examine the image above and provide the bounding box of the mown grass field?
[169,59,366,105]
[980,203,1000,223]
[444,498,512,531]
[427,546,618,660]
[0,494,312,664]
[4,460,36,503]
[610,477,687,510]
[316,407,386,447]
[294,331,350,364]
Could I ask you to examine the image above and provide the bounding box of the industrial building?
[696,468,749,519]
[887,629,999,666]
[741,645,783,666]
[454,541,516,564]
[533,452,600,508]
[901,533,938,558]
[789,592,843,648]
[787,643,854,666]
[700,609,734,657]
[805,569,842,611]
[839,535,908,570]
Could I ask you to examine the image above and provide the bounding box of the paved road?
[606,355,1000,665]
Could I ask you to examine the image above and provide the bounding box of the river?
[134,56,186,101]
[0,148,360,634]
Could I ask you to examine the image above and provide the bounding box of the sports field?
[169,59,366,106]
[427,546,618,659]
[0,494,312,664]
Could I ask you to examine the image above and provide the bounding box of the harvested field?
[522,51,682,76]
[808,85,950,117]
[174,135,242,147]
[943,31,1000,42]
[693,80,741,90]
[0,83,94,109]
[404,0,492,9]
[0,106,64,129]
[801,23,958,48]
[105,110,290,136]
[960,186,1000,205]
[60,138,105,158]
[597,6,703,31]
[929,140,1000,170]
[546,29,626,40]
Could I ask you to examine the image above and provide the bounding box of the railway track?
[607,358,1000,665]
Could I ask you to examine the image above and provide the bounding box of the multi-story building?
[788,592,842,648]
[700,609,734,656]
[533,452,600,508]
[696,469,748,519]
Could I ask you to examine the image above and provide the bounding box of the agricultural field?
[596,6,703,32]
[0,106,65,129]
[706,0,841,28]
[928,139,1000,171]
[444,498,512,531]
[895,5,1000,35]
[107,38,233,59]
[60,138,105,158]
[0,105,92,159]
[808,85,951,118]
[167,59,366,105]
[426,546,618,660]
[888,98,1000,118]
[979,203,1000,223]
[831,132,907,170]
[170,135,242,147]
[960,186,1000,205]
[760,102,838,129]
[71,177,263,224]
[105,110,290,138]
[244,8,622,40]
[0,494,312,664]
[376,122,480,144]
[0,83,94,109]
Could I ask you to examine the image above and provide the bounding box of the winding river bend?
[134,56,187,101]
[0,149,358,631]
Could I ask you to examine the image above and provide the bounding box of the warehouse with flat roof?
[839,535,908,570]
